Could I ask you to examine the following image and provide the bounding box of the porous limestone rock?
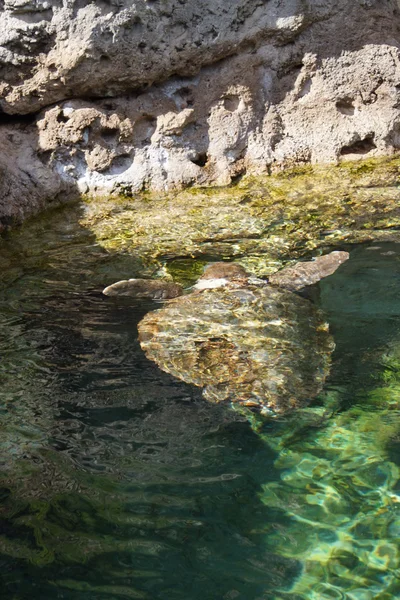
[1,0,400,216]
[0,123,75,230]
[0,0,325,115]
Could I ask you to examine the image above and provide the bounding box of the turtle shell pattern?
[138,285,334,414]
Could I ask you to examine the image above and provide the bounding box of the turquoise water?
[1,205,400,599]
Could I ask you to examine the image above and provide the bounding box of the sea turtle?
[106,251,349,415]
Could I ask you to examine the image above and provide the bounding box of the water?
[1,204,400,599]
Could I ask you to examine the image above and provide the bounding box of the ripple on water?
[2,205,400,598]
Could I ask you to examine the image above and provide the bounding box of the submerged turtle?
[133,251,349,415]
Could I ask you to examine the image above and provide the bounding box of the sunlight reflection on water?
[1,205,400,598]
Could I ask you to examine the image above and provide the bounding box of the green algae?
[164,258,209,287]
[82,156,400,281]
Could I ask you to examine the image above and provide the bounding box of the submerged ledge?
[80,155,400,281]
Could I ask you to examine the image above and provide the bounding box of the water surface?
[1,205,400,599]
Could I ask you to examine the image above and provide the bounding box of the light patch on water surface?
[257,403,400,598]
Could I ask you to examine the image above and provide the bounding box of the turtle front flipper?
[268,250,349,292]
[103,278,183,299]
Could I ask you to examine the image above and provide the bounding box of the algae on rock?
[81,157,400,282]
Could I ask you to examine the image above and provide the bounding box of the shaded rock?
[0,0,324,115]
[0,124,76,231]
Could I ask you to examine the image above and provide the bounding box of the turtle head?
[193,262,265,291]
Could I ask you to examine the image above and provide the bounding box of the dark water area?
[1,205,400,599]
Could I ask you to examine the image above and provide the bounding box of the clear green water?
[1,205,400,599]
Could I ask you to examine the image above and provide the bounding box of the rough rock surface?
[1,0,400,217]
[0,122,75,230]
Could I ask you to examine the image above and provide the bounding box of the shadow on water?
[2,203,400,598]
[0,203,298,599]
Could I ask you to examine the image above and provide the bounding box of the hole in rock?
[132,115,157,145]
[231,167,247,184]
[56,112,69,124]
[174,87,194,108]
[0,110,35,125]
[100,54,111,62]
[277,60,303,78]
[105,153,133,175]
[101,127,119,143]
[130,17,143,33]
[223,96,241,112]
[190,152,208,167]
[298,78,312,98]
[12,8,53,23]
[209,26,219,40]
[38,149,52,164]
[336,98,355,116]
[340,135,376,156]
[81,126,90,145]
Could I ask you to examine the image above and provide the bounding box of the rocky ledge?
[1,0,400,227]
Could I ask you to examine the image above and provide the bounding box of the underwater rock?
[259,401,400,598]
[102,278,183,300]
[82,157,400,277]
[0,125,77,230]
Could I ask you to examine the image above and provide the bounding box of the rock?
[0,124,76,231]
[0,0,322,116]
[1,0,400,216]
[34,39,400,195]
[102,278,183,300]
